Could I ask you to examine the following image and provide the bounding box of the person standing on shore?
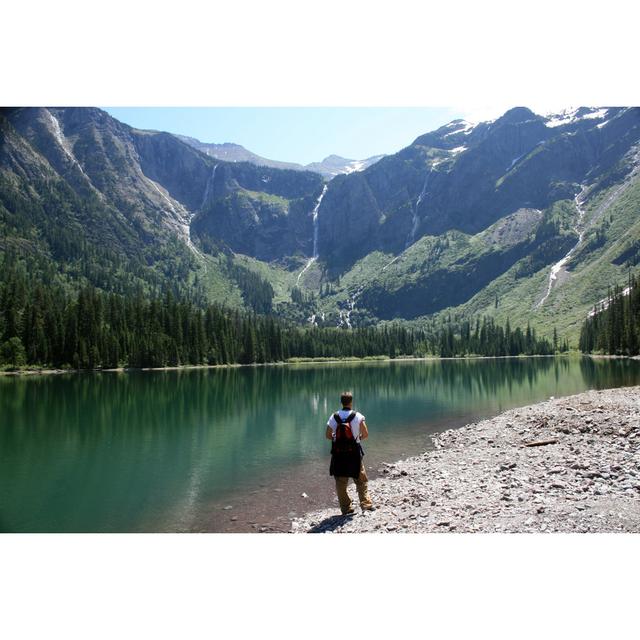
[325,391,374,515]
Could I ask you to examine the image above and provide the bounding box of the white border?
[2,1,639,637]
[2,0,639,107]
[1,534,639,639]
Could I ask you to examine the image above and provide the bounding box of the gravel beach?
[292,386,640,533]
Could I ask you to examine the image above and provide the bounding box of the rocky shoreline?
[292,386,640,533]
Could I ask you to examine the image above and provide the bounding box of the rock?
[222,505,233,510]
[301,492,309,498]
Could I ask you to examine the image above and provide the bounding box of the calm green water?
[1,357,639,532]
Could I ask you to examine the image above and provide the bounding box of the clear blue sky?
[103,107,466,165]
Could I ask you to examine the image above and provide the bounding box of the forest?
[579,274,639,356]
[0,253,556,369]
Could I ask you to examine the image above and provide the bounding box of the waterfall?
[537,147,640,308]
[337,286,364,329]
[312,184,328,258]
[406,169,432,248]
[200,164,218,210]
[296,184,328,285]
[382,167,436,269]
[537,186,588,308]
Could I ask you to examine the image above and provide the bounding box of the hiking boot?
[361,505,376,512]
[341,508,355,516]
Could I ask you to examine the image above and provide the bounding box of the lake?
[1,356,639,533]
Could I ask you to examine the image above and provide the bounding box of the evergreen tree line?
[1,257,558,370]
[579,274,639,355]
[434,317,555,358]
[0,263,427,367]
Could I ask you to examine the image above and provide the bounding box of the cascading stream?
[296,184,328,285]
[383,165,435,271]
[537,186,588,308]
[537,147,640,309]
[200,164,218,210]
[406,168,432,249]
[338,286,364,329]
[312,184,328,258]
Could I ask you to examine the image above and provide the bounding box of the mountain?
[177,134,384,179]
[0,107,323,308]
[304,107,640,338]
[176,135,304,172]
[1,106,639,346]
[304,154,385,179]
[316,107,639,266]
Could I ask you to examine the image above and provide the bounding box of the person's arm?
[360,420,369,440]
[326,415,336,440]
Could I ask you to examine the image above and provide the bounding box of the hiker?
[325,391,374,515]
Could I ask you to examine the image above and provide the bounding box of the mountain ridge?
[1,105,639,346]
[176,134,384,179]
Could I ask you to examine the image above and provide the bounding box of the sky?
[103,107,477,165]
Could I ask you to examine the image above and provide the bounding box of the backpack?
[330,411,364,479]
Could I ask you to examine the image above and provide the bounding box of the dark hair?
[340,391,353,407]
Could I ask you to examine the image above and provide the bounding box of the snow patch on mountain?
[582,108,609,120]
[443,120,476,137]
[588,287,632,318]
[545,107,609,128]
[508,153,525,170]
[344,159,366,174]
[315,155,385,178]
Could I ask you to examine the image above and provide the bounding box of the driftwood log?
[524,439,558,447]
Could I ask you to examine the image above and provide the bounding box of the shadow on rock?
[308,513,353,533]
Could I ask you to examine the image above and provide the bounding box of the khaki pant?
[335,461,373,514]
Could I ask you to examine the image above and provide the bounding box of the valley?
[1,105,639,358]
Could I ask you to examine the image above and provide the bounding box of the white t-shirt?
[327,409,366,442]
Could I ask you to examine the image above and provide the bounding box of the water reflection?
[1,357,639,532]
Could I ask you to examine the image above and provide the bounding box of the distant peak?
[322,154,353,163]
[497,107,539,124]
